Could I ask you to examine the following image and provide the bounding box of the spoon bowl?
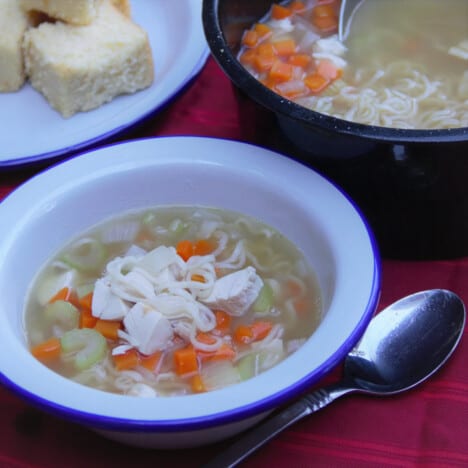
[205,289,465,467]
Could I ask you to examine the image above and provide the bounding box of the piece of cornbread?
[0,0,29,92]
[23,0,154,118]
[20,0,131,25]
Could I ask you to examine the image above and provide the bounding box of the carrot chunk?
[193,239,215,256]
[234,321,273,344]
[94,319,122,341]
[239,48,257,66]
[290,1,306,13]
[140,351,162,372]
[213,310,232,336]
[242,29,259,48]
[269,60,293,82]
[317,59,342,80]
[271,4,292,19]
[191,373,206,393]
[304,73,330,93]
[176,239,194,261]
[272,38,297,57]
[113,348,139,371]
[288,53,311,68]
[254,23,272,38]
[174,346,198,375]
[79,307,98,328]
[78,292,93,310]
[31,337,62,362]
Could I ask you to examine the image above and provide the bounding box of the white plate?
[0,0,209,167]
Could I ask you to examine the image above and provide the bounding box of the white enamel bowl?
[0,136,380,448]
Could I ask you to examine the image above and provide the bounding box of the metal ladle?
[204,289,466,467]
[338,0,366,41]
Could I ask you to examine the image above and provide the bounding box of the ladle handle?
[203,383,353,468]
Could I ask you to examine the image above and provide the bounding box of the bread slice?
[0,0,29,92]
[23,0,154,118]
[20,0,131,25]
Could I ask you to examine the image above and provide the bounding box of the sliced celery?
[61,328,107,370]
[44,300,79,330]
[252,282,274,313]
[237,354,257,381]
[62,237,106,272]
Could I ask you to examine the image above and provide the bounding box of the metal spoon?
[204,289,465,468]
[338,0,366,41]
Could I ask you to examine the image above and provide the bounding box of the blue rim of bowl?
[0,136,382,432]
[201,0,468,144]
[0,50,210,169]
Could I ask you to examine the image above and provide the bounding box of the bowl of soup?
[0,136,380,448]
[202,0,468,259]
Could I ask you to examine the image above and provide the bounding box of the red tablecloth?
[1,58,468,468]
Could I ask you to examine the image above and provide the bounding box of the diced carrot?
[49,287,80,308]
[191,274,206,283]
[317,59,342,80]
[288,53,311,68]
[94,319,122,341]
[113,348,139,371]
[273,38,297,57]
[48,287,70,303]
[304,73,330,93]
[250,321,273,341]
[260,76,278,91]
[254,23,272,38]
[312,3,338,31]
[269,60,293,82]
[290,1,306,13]
[195,332,217,346]
[242,29,259,48]
[191,373,206,393]
[31,337,61,362]
[208,343,236,361]
[79,307,98,328]
[312,15,338,32]
[213,310,232,336]
[135,228,155,245]
[254,54,276,73]
[293,297,309,315]
[78,292,93,310]
[239,48,257,66]
[286,279,302,297]
[174,346,198,375]
[176,239,194,261]
[271,3,292,20]
[234,321,273,344]
[193,239,215,256]
[140,351,162,372]
[312,3,336,19]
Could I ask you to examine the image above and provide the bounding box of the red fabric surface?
[1,58,468,468]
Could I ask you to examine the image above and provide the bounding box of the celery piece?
[44,300,79,330]
[62,237,106,272]
[61,328,107,370]
[237,354,257,381]
[252,282,274,313]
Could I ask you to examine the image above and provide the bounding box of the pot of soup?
[203,0,468,260]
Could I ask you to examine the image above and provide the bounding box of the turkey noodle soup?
[238,0,468,129]
[25,206,322,397]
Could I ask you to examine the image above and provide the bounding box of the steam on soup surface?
[239,0,468,129]
[25,206,321,397]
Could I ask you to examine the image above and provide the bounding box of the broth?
[25,206,322,397]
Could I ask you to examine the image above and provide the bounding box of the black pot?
[202,0,468,260]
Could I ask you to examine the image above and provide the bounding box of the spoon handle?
[203,384,353,468]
